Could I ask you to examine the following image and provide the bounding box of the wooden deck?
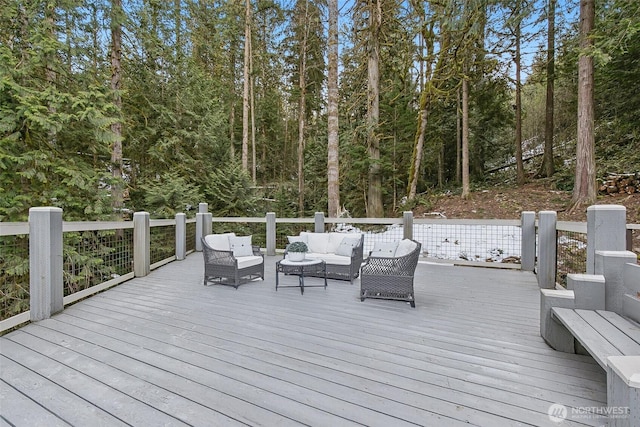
[1,254,608,426]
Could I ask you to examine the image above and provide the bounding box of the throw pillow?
[370,241,399,258]
[335,237,361,257]
[229,235,253,257]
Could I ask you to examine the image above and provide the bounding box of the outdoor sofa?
[286,232,364,284]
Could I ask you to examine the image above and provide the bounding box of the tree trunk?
[408,92,428,201]
[542,0,555,177]
[456,87,461,184]
[298,0,309,217]
[250,56,256,184]
[110,0,124,219]
[242,0,251,171]
[462,75,470,199]
[514,3,525,185]
[45,1,57,148]
[327,0,340,217]
[570,0,596,211]
[366,0,383,218]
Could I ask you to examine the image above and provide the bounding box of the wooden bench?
[551,308,640,370]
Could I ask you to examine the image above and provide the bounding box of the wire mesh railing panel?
[186,221,196,252]
[0,235,30,321]
[63,229,134,297]
[414,223,522,264]
[629,228,640,263]
[150,225,175,265]
[556,230,587,286]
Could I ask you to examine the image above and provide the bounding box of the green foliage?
[287,241,308,253]
[139,172,203,219]
[205,162,259,217]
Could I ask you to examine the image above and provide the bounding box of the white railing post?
[314,212,325,233]
[521,211,536,271]
[203,213,212,236]
[586,205,627,274]
[29,207,63,321]
[266,212,276,256]
[195,203,209,251]
[133,211,150,277]
[175,213,186,260]
[403,211,413,240]
[538,211,557,289]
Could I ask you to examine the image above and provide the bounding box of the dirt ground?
[415,181,640,224]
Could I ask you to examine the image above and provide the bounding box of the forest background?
[1,0,639,223]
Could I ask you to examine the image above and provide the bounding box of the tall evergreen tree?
[570,0,596,210]
[327,0,340,217]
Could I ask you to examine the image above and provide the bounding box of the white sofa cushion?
[236,255,263,269]
[306,233,330,254]
[395,239,418,257]
[287,235,308,244]
[371,241,398,258]
[204,232,236,251]
[307,253,352,266]
[229,235,253,257]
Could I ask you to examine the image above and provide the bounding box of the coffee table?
[275,258,327,295]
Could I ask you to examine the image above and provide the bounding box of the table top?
[279,258,323,267]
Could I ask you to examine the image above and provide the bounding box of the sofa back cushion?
[204,232,236,251]
[287,234,308,244]
[395,239,418,257]
[306,233,330,254]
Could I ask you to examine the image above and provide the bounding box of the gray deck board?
[1,254,609,426]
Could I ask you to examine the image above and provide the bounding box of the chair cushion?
[371,241,398,258]
[395,239,418,257]
[335,237,361,256]
[306,233,330,254]
[204,232,236,251]
[236,255,263,269]
[229,235,253,257]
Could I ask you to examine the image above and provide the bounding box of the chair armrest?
[362,256,402,275]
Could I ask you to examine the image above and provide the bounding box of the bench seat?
[551,308,640,370]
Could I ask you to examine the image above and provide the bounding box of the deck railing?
[2,204,638,332]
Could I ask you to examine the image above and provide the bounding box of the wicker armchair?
[202,238,264,289]
[360,240,421,307]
